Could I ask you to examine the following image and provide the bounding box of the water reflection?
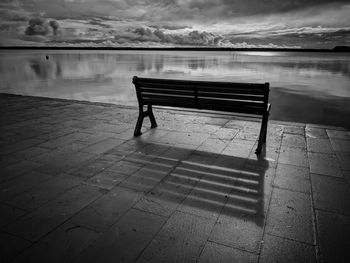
[0,50,349,127]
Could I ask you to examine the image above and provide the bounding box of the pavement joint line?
[131,208,169,263]
[203,239,260,255]
[308,149,321,263]
[264,232,317,247]
[310,172,347,181]
[256,137,282,263]
[314,207,350,217]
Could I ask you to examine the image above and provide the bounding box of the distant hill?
[333,46,350,51]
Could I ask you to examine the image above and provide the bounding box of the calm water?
[0,49,349,127]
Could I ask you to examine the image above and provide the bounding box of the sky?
[0,0,349,48]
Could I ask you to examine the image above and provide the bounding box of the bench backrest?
[133,76,270,115]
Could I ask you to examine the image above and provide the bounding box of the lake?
[0,49,349,127]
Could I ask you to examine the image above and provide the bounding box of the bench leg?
[134,112,144,137]
[148,105,158,128]
[255,114,268,154]
[134,105,158,137]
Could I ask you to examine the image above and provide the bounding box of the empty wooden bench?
[132,76,271,154]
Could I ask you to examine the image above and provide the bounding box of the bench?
[132,76,271,154]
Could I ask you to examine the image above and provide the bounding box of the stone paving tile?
[343,170,350,185]
[184,150,219,165]
[329,138,350,152]
[259,234,316,263]
[7,174,82,211]
[274,164,311,194]
[316,210,350,263]
[85,170,130,190]
[326,129,350,140]
[34,151,97,176]
[7,146,52,162]
[4,184,104,242]
[0,155,18,169]
[0,171,55,202]
[0,160,42,183]
[11,222,100,263]
[209,127,240,140]
[177,123,221,134]
[108,160,144,174]
[306,138,333,153]
[131,166,204,217]
[0,138,45,155]
[133,189,185,218]
[283,126,305,135]
[222,139,255,158]
[0,203,27,228]
[35,127,79,140]
[136,211,214,263]
[73,209,167,263]
[209,211,264,253]
[306,123,346,131]
[336,152,350,171]
[0,231,31,263]
[119,166,169,192]
[80,137,125,154]
[308,152,342,177]
[105,140,143,156]
[196,138,230,155]
[133,143,171,157]
[281,134,306,148]
[177,171,233,221]
[38,132,90,149]
[197,241,257,263]
[235,127,259,141]
[235,164,275,215]
[265,188,314,244]
[278,146,308,167]
[311,174,350,215]
[305,127,328,138]
[68,154,123,179]
[157,131,210,146]
[71,187,142,232]
[224,120,250,130]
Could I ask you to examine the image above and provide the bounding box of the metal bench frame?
[132,76,271,154]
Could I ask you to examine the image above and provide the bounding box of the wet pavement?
[0,94,349,263]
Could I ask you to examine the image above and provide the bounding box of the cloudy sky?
[0,0,349,48]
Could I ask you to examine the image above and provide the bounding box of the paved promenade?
[1,94,349,263]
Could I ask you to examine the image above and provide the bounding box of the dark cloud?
[49,20,59,35]
[114,27,224,46]
[25,17,60,36]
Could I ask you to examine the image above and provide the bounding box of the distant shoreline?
[0,46,349,52]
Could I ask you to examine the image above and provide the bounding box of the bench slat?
[138,82,195,91]
[198,98,265,110]
[142,94,195,101]
[136,77,268,90]
[198,104,265,115]
[140,88,195,96]
[143,98,196,108]
[197,92,264,102]
[197,86,267,95]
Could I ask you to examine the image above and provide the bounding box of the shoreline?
[1,46,349,52]
[1,93,349,130]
